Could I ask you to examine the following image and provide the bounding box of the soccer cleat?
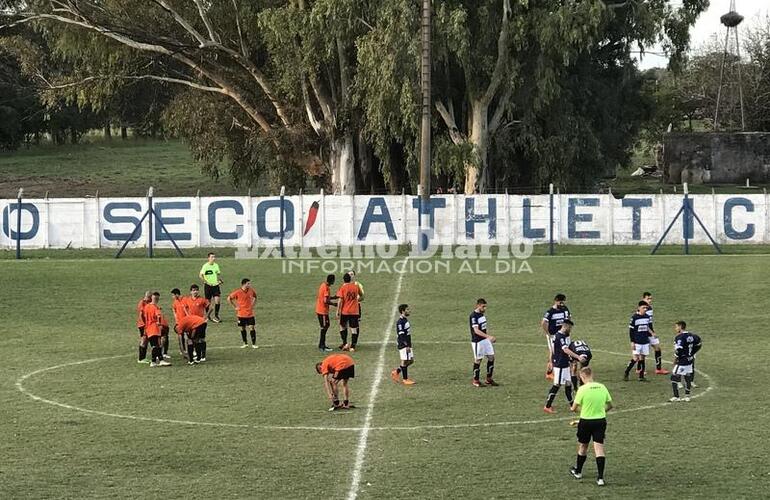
[568,420,579,427]
[342,403,356,409]
[485,378,499,386]
[402,379,416,386]
[212,316,221,323]
[669,397,680,402]
[569,467,582,480]
[341,344,351,352]
[391,369,400,383]
[328,406,339,412]
[199,357,206,362]
[543,406,556,414]
[638,377,649,382]
[240,344,248,349]
[655,368,670,375]
[472,379,481,387]
[163,354,171,360]
[349,347,356,352]
[137,359,149,364]
[188,361,195,366]
[149,362,159,367]
[691,382,698,388]
[251,344,259,349]
[319,346,333,353]
[596,478,605,486]
[158,360,172,367]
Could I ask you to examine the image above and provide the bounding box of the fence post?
[44,190,50,250]
[712,187,719,244]
[401,188,407,247]
[765,188,770,244]
[505,188,510,246]
[195,189,202,248]
[15,188,23,259]
[683,183,689,255]
[147,187,154,258]
[279,185,286,258]
[548,183,554,256]
[320,188,326,248]
[299,188,304,249]
[95,190,101,249]
[608,187,614,246]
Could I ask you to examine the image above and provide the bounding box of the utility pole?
[418,0,432,251]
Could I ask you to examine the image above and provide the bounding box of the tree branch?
[435,100,466,145]
[482,0,513,106]
[231,0,248,57]
[193,0,221,43]
[152,0,209,47]
[302,78,324,136]
[309,73,336,125]
[37,73,228,93]
[489,85,513,134]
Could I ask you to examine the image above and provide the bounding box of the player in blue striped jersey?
[470,298,497,387]
[390,304,415,385]
[544,320,586,413]
[669,321,702,402]
[624,301,653,381]
[541,294,571,380]
[642,292,669,375]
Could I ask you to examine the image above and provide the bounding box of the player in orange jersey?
[185,284,210,318]
[315,274,337,352]
[315,354,356,411]
[171,288,190,358]
[336,273,360,351]
[228,278,258,348]
[143,292,171,367]
[174,314,208,365]
[136,291,151,363]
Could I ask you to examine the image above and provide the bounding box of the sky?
[635,0,769,69]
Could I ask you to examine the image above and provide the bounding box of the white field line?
[347,257,409,500]
[15,342,714,433]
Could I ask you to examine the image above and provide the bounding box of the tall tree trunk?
[331,133,356,194]
[120,126,128,139]
[104,121,112,139]
[464,99,489,194]
[357,131,373,194]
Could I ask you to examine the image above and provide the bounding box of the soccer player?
[470,298,497,387]
[345,270,365,346]
[544,319,585,413]
[336,273,360,351]
[175,314,208,365]
[315,354,356,410]
[199,252,222,323]
[624,301,653,381]
[642,292,670,375]
[569,339,592,388]
[315,274,337,352]
[669,321,702,402]
[228,278,258,348]
[390,304,415,385]
[185,284,210,319]
[170,288,190,358]
[541,294,571,380]
[136,291,151,363]
[569,367,613,486]
[143,292,171,367]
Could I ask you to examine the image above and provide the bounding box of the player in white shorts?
[469,298,497,387]
[624,301,653,381]
[642,292,669,374]
[390,304,415,385]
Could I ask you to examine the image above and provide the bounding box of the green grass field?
[2,253,768,499]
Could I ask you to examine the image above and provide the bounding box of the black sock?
[200,341,206,358]
[343,399,349,406]
[473,363,480,381]
[152,346,161,362]
[576,454,587,473]
[684,374,692,395]
[486,360,494,379]
[638,360,646,378]
[340,329,348,345]
[139,345,147,361]
[214,304,221,317]
[187,344,195,362]
[596,456,606,479]
[162,336,168,355]
[565,385,574,405]
[351,333,359,348]
[624,359,636,376]
[691,361,696,382]
[571,375,579,388]
[655,350,662,370]
[401,365,408,380]
[240,329,247,344]
[319,327,328,348]
[250,330,256,345]
[545,385,559,407]
[671,380,680,398]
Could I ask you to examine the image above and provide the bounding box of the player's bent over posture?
[570,367,613,486]
[316,354,356,411]
[544,319,584,413]
[624,301,653,382]
[175,315,208,365]
[391,304,415,385]
[670,321,702,402]
[470,298,497,387]
[228,278,258,349]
